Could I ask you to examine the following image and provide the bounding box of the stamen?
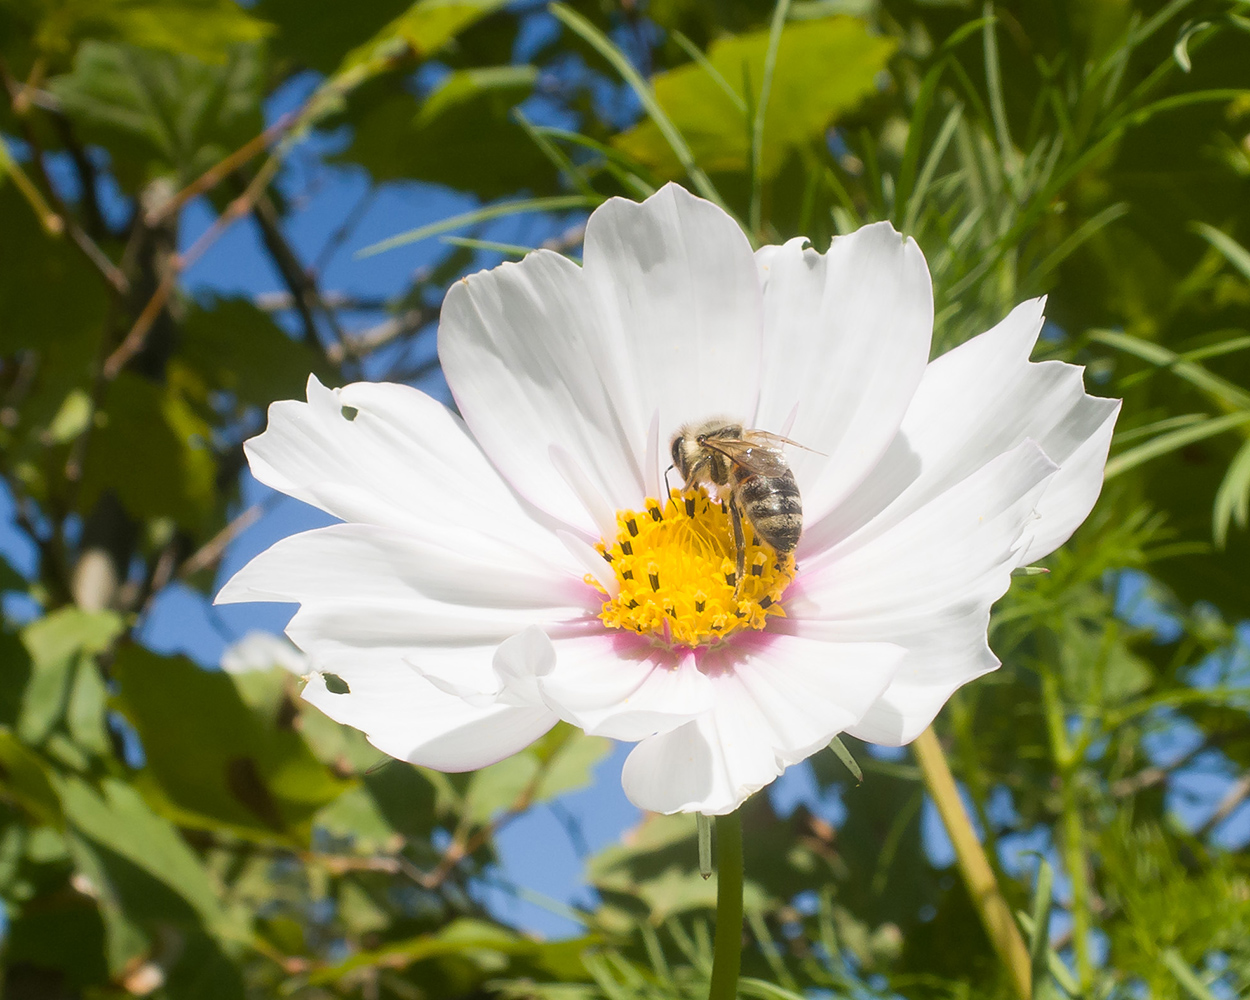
[591,487,794,648]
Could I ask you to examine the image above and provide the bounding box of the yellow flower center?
[588,487,795,648]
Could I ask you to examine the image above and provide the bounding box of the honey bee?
[670,419,806,596]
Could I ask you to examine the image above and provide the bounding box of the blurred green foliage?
[0,0,1248,998]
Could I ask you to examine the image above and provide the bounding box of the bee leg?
[730,499,746,601]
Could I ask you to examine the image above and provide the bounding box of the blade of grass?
[1112,413,1207,446]
[1025,860,1054,996]
[1163,948,1221,1000]
[1032,202,1129,279]
[982,3,1015,169]
[671,30,746,112]
[550,3,733,216]
[827,736,863,783]
[697,812,713,878]
[901,102,963,234]
[1016,912,1081,997]
[440,236,537,257]
[512,109,599,198]
[1213,435,1250,547]
[1090,328,1250,411]
[1105,411,1250,480]
[1192,222,1250,282]
[749,0,792,235]
[357,194,598,257]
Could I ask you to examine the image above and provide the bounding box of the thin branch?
[250,189,322,346]
[1197,773,1250,838]
[252,188,347,349]
[146,111,296,228]
[255,291,392,313]
[314,186,378,275]
[325,309,432,364]
[178,505,263,580]
[102,155,283,380]
[0,59,128,292]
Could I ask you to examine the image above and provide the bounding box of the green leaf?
[256,0,413,73]
[49,40,264,189]
[335,0,509,74]
[58,775,242,981]
[0,727,63,827]
[79,373,217,531]
[17,609,123,746]
[531,726,611,803]
[3,893,109,989]
[308,916,594,985]
[111,647,350,844]
[613,17,895,180]
[0,186,110,355]
[92,0,271,62]
[59,776,229,927]
[341,65,559,196]
[21,608,125,669]
[462,752,541,825]
[179,297,332,409]
[24,0,270,62]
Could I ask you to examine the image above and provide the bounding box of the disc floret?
[590,488,795,647]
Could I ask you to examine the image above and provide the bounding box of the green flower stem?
[1041,670,1093,990]
[708,811,744,1000]
[913,727,1032,1000]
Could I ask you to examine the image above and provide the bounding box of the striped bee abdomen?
[733,467,802,554]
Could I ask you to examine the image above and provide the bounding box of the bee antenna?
[663,463,677,496]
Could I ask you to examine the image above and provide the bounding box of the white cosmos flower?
[216,184,1119,816]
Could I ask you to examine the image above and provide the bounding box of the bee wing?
[701,436,793,476]
[741,428,827,457]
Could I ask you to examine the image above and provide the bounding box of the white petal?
[538,633,713,741]
[779,605,999,745]
[217,522,597,702]
[799,441,1058,619]
[620,635,904,814]
[244,377,557,555]
[803,299,1120,559]
[439,186,762,532]
[583,184,764,443]
[492,625,557,708]
[302,666,557,772]
[1019,396,1119,564]
[439,250,645,533]
[786,441,1059,746]
[217,522,590,613]
[753,225,934,525]
[843,611,999,745]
